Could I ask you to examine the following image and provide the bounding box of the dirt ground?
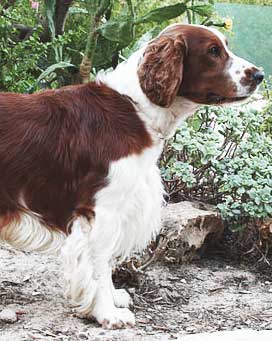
[0,242,272,341]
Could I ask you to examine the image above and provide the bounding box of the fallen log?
[116,201,224,277]
[158,201,224,264]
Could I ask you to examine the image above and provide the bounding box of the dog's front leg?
[111,277,132,309]
[61,214,135,329]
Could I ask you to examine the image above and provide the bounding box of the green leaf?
[189,116,202,131]
[96,0,111,17]
[264,203,272,215]
[93,36,119,69]
[136,3,187,24]
[44,0,56,39]
[97,19,134,46]
[124,26,161,57]
[188,4,214,17]
[126,0,135,18]
[69,7,88,14]
[27,62,75,93]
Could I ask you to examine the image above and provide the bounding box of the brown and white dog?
[0,24,264,328]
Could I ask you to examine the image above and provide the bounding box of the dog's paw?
[93,307,135,329]
[113,289,132,308]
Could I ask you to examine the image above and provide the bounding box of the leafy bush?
[262,77,272,133]
[160,102,272,226]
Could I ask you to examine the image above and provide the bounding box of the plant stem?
[191,0,196,24]
[80,0,111,83]
[186,9,192,24]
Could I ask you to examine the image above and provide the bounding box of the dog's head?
[138,24,264,107]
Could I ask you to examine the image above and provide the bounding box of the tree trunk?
[41,0,74,42]
[54,0,73,36]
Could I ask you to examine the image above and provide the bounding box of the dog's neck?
[96,48,199,142]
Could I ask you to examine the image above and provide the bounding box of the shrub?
[160,102,272,227]
[262,77,272,134]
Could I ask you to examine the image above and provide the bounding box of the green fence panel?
[215,3,272,76]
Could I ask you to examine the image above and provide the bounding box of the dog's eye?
[209,46,220,57]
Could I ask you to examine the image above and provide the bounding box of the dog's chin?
[181,92,254,106]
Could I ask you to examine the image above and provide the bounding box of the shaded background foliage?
[0,0,220,92]
[1,1,271,91]
[0,0,272,240]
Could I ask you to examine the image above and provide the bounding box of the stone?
[0,308,18,323]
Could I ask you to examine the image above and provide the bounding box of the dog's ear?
[138,34,187,108]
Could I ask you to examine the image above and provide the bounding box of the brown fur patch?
[0,83,152,233]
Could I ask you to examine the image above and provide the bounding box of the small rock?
[0,308,18,323]
[23,275,31,282]
[78,332,88,339]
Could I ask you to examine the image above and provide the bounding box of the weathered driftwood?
[138,201,224,270]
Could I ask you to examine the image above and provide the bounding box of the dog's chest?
[95,143,164,258]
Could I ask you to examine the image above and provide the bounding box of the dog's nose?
[252,70,264,84]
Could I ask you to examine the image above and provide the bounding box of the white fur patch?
[0,212,65,253]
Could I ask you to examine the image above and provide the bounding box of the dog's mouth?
[180,91,251,105]
[206,92,249,104]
